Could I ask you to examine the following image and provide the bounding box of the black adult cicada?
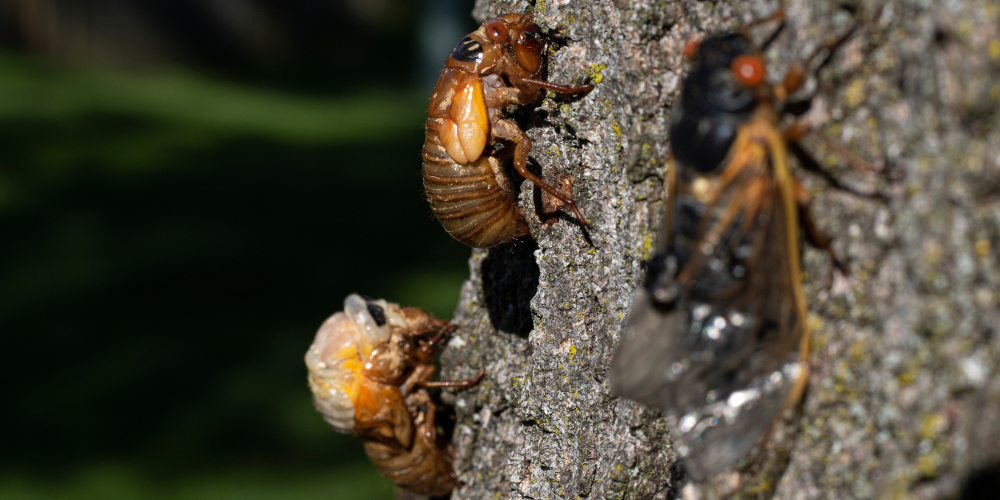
[611,12,867,479]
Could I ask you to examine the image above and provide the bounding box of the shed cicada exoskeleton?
[611,11,870,479]
[423,11,593,248]
[305,294,483,495]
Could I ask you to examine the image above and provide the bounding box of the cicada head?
[446,12,545,76]
[683,33,763,112]
[670,33,764,174]
[343,294,408,357]
[496,12,543,75]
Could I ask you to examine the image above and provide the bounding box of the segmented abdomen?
[422,118,529,248]
[363,404,456,497]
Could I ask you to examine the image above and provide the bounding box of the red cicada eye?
[485,21,509,43]
[730,54,767,87]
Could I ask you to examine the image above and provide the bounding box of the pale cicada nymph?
[306,294,483,495]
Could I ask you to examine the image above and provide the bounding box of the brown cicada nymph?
[305,294,483,496]
[423,11,593,248]
[611,12,869,479]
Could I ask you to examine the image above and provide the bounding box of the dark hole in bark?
[482,239,539,336]
[960,461,1000,500]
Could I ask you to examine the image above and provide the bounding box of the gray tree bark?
[434,0,1000,498]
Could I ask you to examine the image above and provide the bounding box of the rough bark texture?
[435,0,1000,499]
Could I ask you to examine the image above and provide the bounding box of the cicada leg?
[786,119,878,174]
[399,365,436,398]
[737,6,786,43]
[508,75,593,95]
[398,360,483,396]
[420,368,485,389]
[415,322,457,360]
[492,119,589,228]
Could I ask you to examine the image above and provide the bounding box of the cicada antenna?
[738,7,785,37]
[733,3,786,51]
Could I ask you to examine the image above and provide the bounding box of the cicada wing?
[613,142,808,479]
[685,190,808,478]
[612,285,804,481]
[670,353,804,480]
[610,287,691,408]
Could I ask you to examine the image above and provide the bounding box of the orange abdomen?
[422,118,529,248]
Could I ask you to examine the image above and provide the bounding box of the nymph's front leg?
[491,119,588,227]
[481,74,529,111]
[508,74,593,95]
[399,362,484,395]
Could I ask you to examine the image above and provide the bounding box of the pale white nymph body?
[304,294,407,432]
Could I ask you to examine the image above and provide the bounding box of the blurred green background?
[0,1,475,498]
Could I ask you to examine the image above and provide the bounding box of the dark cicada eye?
[514,25,543,74]
[366,303,386,326]
[485,20,509,43]
[448,36,484,65]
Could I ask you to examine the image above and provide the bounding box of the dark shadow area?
[960,462,1000,500]
[0,2,480,497]
[665,460,686,500]
[481,239,539,336]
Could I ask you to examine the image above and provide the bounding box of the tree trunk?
[436,0,1000,498]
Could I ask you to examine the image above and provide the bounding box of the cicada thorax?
[305,295,469,495]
